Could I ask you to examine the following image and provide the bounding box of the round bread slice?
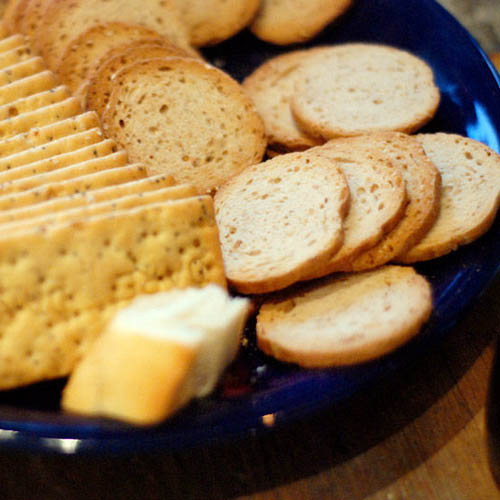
[55,22,166,93]
[86,41,194,117]
[399,133,500,263]
[35,0,192,70]
[332,132,441,271]
[303,144,407,279]
[257,265,433,367]
[2,0,25,33]
[214,151,350,295]
[173,0,261,47]
[291,43,441,140]
[250,0,353,45]
[101,57,267,193]
[16,0,49,42]
[242,48,328,153]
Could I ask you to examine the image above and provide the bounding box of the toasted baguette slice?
[0,85,70,121]
[250,0,353,45]
[62,286,249,425]
[0,150,128,193]
[242,48,327,153]
[2,0,24,32]
[0,197,226,389]
[86,42,195,117]
[0,139,118,182]
[0,70,57,105]
[291,43,440,140]
[327,133,442,271]
[173,0,260,47]
[0,163,146,210]
[257,265,432,367]
[102,57,266,193]
[399,133,500,262]
[36,0,192,70]
[0,127,103,170]
[0,111,100,158]
[302,144,407,279]
[0,97,82,139]
[0,44,34,70]
[55,22,165,93]
[0,172,178,224]
[17,0,47,41]
[214,150,350,294]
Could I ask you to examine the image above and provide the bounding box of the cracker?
[0,111,100,158]
[0,196,226,389]
[291,43,441,140]
[250,0,353,45]
[256,266,432,367]
[0,97,82,139]
[0,150,128,193]
[0,139,118,182]
[0,56,45,86]
[0,44,34,70]
[399,133,500,262]
[0,163,147,210]
[0,70,57,105]
[0,34,24,53]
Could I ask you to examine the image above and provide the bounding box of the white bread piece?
[62,286,250,425]
[257,265,432,367]
[291,43,440,140]
[302,144,407,279]
[399,133,500,262]
[214,150,350,294]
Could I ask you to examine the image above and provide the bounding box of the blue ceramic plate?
[1,0,499,454]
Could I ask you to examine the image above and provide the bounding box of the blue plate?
[1,0,499,454]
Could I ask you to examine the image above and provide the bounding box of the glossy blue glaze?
[0,0,499,454]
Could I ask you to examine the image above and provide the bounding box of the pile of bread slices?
[0,0,497,426]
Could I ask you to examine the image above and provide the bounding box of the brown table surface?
[1,2,500,499]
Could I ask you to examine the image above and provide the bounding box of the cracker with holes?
[0,196,226,389]
[302,144,407,279]
[36,0,192,70]
[256,265,432,367]
[0,70,58,106]
[0,56,45,86]
[399,133,500,262]
[86,42,194,118]
[214,151,350,294]
[102,57,267,193]
[250,0,353,45]
[0,45,34,70]
[290,43,440,140]
[173,0,261,47]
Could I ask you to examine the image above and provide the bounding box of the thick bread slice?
[291,43,441,140]
[173,0,260,47]
[2,185,198,234]
[0,70,57,105]
[214,151,350,294]
[0,150,128,193]
[0,56,45,86]
[0,172,178,224]
[242,48,327,153]
[0,111,100,158]
[250,0,353,45]
[0,197,226,389]
[302,144,407,279]
[55,22,165,93]
[327,133,442,271]
[0,97,82,139]
[0,163,146,210]
[62,286,249,425]
[0,127,103,170]
[36,0,192,70]
[0,86,70,121]
[86,42,195,117]
[0,44,34,70]
[257,265,432,367]
[0,139,118,182]
[399,133,500,262]
[102,57,267,193]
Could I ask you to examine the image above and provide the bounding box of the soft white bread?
[399,133,500,262]
[214,150,350,294]
[62,285,250,425]
[257,265,432,367]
